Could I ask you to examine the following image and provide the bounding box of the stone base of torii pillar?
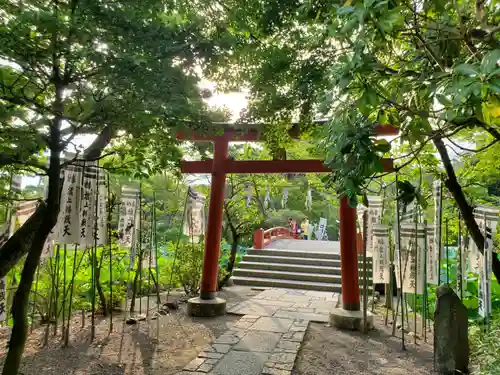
[187,296,226,317]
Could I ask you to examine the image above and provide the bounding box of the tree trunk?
[129,251,143,314]
[94,252,109,317]
[2,135,62,375]
[227,235,240,274]
[433,137,500,283]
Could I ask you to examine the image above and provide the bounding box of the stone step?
[233,268,343,283]
[237,261,342,275]
[248,248,341,259]
[243,254,340,266]
[231,275,342,292]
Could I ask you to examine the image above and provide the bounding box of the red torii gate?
[178,125,397,316]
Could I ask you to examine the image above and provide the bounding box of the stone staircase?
[231,247,372,292]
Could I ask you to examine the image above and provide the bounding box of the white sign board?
[183,188,206,241]
[315,217,327,240]
[475,206,499,318]
[118,186,139,248]
[54,165,83,245]
[426,227,439,284]
[372,224,390,283]
[398,223,426,294]
[433,181,443,260]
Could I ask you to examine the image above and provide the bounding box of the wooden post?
[199,136,229,300]
[254,228,265,249]
[339,196,360,311]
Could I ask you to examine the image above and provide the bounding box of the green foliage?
[173,241,204,296]
[470,316,500,375]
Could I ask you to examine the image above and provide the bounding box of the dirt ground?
[0,289,435,375]
[0,286,258,375]
[295,315,434,375]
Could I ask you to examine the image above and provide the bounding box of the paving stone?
[199,351,224,359]
[197,363,213,373]
[274,363,293,370]
[227,330,246,338]
[211,350,269,375]
[212,343,232,353]
[285,290,307,296]
[276,340,300,352]
[294,319,309,326]
[234,331,282,353]
[308,301,335,310]
[184,357,205,371]
[274,310,327,322]
[304,291,333,298]
[242,315,261,320]
[291,303,309,308]
[231,304,281,317]
[282,332,305,342]
[262,367,291,375]
[201,344,215,352]
[214,335,240,345]
[277,295,313,303]
[249,317,294,333]
[178,372,202,375]
[235,320,255,329]
[204,359,219,365]
[269,352,297,364]
[296,307,314,313]
[258,289,288,299]
[289,326,307,332]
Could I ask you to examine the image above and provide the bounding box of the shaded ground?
[0,286,258,375]
[295,315,434,375]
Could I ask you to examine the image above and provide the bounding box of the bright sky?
[22,90,249,187]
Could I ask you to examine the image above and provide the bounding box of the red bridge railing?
[253,226,299,249]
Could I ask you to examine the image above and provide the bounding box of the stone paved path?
[178,289,339,375]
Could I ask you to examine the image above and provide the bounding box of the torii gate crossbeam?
[178,126,397,316]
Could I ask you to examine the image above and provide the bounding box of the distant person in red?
[288,218,298,238]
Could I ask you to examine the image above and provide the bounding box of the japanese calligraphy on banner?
[305,189,312,211]
[183,187,206,241]
[367,196,383,253]
[357,196,383,255]
[469,207,499,273]
[79,164,98,246]
[433,180,443,260]
[397,223,426,294]
[54,165,83,245]
[372,224,390,283]
[264,187,271,209]
[473,206,499,318]
[281,187,288,209]
[245,183,252,207]
[118,186,140,248]
[457,234,468,299]
[426,227,439,284]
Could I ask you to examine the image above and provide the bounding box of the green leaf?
[455,64,480,76]
[374,139,391,153]
[362,193,369,207]
[436,94,452,106]
[480,49,500,75]
[337,5,355,16]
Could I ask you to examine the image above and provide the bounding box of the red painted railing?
[253,226,299,249]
